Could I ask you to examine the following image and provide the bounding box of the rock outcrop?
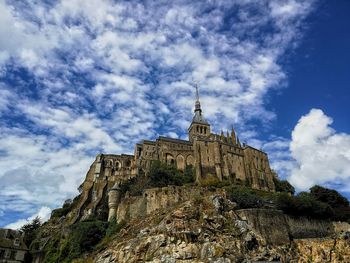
[88,190,350,263]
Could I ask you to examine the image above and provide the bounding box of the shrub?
[310,185,349,208]
[20,216,42,248]
[227,187,263,209]
[106,219,126,237]
[200,174,220,187]
[333,206,350,223]
[273,178,295,195]
[148,161,185,187]
[54,220,107,263]
[276,192,334,219]
[120,162,195,196]
[51,196,80,219]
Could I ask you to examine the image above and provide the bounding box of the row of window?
[104,159,131,168]
[196,125,207,134]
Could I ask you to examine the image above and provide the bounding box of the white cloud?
[5,206,51,230]
[288,109,350,192]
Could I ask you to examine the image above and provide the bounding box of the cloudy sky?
[1,0,349,229]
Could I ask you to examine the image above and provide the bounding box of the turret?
[226,130,231,144]
[237,137,241,147]
[231,127,236,145]
[108,183,122,222]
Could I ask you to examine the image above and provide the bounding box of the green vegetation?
[148,161,195,187]
[121,161,195,196]
[51,195,80,219]
[310,185,349,207]
[20,216,42,248]
[105,219,126,237]
[226,186,264,209]
[276,192,334,219]
[310,185,350,222]
[225,184,349,222]
[273,177,295,195]
[20,217,42,263]
[39,218,127,263]
[57,220,107,262]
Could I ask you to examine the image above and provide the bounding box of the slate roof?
[192,111,209,125]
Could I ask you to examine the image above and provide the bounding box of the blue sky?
[0,0,349,229]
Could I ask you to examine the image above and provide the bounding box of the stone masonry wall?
[116,186,208,223]
[236,208,335,245]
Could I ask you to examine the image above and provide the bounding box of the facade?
[73,88,276,222]
[0,229,28,263]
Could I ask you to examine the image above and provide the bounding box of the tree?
[20,216,42,248]
[273,177,295,195]
[276,192,334,219]
[310,185,350,222]
[310,185,349,208]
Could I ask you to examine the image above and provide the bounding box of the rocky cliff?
[79,188,350,263]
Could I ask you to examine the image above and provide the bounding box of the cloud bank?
[288,109,350,192]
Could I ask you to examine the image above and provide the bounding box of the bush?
[20,216,42,248]
[200,174,220,187]
[273,178,295,195]
[310,185,349,208]
[106,219,126,237]
[44,220,107,263]
[51,196,80,219]
[227,187,263,209]
[122,161,195,196]
[148,161,194,187]
[276,192,334,219]
[333,206,350,223]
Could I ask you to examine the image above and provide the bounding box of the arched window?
[204,127,207,134]
[176,154,185,170]
[186,155,194,166]
[166,153,175,165]
[115,162,120,171]
[200,127,203,133]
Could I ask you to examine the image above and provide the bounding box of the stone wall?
[286,215,334,239]
[236,208,335,245]
[236,209,290,245]
[116,186,205,223]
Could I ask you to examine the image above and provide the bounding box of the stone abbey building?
[73,87,276,222]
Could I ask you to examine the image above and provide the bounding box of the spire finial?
[195,82,199,102]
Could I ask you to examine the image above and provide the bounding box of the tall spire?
[194,82,202,113]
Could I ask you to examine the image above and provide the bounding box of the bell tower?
[188,84,211,142]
